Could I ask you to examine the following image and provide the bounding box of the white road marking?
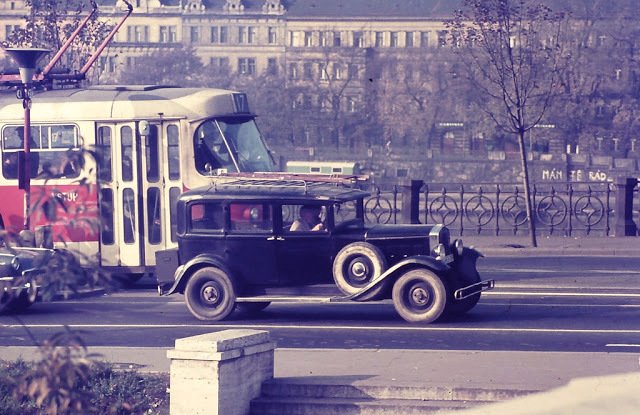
[2,323,640,334]
[606,344,640,348]
[485,291,640,298]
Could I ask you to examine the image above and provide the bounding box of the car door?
[276,203,334,285]
[224,202,279,285]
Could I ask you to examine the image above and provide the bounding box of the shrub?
[0,359,169,415]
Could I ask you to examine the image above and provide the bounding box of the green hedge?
[0,360,169,415]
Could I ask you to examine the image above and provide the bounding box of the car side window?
[190,202,224,232]
[283,204,327,233]
[229,203,273,233]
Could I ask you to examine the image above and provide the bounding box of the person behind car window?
[290,205,324,232]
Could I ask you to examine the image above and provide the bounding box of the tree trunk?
[517,129,538,247]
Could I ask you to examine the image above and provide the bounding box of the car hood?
[363,224,434,240]
[0,247,53,277]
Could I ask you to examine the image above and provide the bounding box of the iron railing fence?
[361,182,628,237]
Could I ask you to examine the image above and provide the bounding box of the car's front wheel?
[392,269,447,323]
[6,289,37,312]
[185,267,236,321]
[332,242,388,301]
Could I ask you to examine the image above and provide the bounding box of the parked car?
[0,245,55,313]
[156,177,494,323]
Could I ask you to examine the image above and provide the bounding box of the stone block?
[168,329,276,415]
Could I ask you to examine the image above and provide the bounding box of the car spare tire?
[332,242,388,301]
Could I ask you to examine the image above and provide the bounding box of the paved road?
[2,256,639,353]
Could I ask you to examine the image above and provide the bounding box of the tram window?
[100,189,115,245]
[2,124,81,179]
[145,125,159,183]
[147,187,162,244]
[167,124,180,180]
[121,126,134,182]
[123,188,136,244]
[97,127,112,182]
[169,187,180,242]
[194,120,236,174]
[217,117,275,172]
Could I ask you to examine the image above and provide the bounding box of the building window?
[348,64,358,79]
[248,26,256,44]
[210,57,229,73]
[99,56,117,73]
[420,31,429,48]
[211,26,221,43]
[238,58,256,75]
[375,31,384,47]
[239,26,246,43]
[406,32,414,47]
[438,31,448,47]
[5,24,19,39]
[319,63,328,81]
[334,64,343,80]
[220,26,228,43]
[303,62,313,80]
[289,63,298,80]
[159,26,177,43]
[353,31,364,47]
[127,25,149,42]
[267,58,278,75]
[390,32,398,47]
[333,31,341,47]
[304,31,312,47]
[190,26,200,43]
[268,26,277,44]
[319,31,327,47]
[347,96,357,112]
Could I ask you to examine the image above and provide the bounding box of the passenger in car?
[290,205,324,232]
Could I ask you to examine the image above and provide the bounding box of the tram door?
[97,121,182,271]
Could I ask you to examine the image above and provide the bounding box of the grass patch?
[0,359,169,415]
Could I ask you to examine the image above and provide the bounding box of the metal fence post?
[401,179,424,224]
[614,177,638,237]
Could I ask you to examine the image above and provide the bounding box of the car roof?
[181,177,370,204]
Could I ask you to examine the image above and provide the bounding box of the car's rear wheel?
[332,242,388,301]
[392,268,447,323]
[185,267,236,321]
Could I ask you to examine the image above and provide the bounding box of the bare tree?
[3,0,113,76]
[449,0,568,247]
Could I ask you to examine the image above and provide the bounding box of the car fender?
[163,254,233,296]
[345,255,450,301]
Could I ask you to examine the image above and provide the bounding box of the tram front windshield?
[194,116,276,174]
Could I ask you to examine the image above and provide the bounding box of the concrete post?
[167,329,276,415]
[400,179,424,224]
[614,177,638,237]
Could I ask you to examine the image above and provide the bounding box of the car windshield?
[194,116,276,174]
[333,200,364,228]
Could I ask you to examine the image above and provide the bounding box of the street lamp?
[3,47,49,230]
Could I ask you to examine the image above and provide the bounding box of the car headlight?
[453,239,464,256]
[11,256,20,271]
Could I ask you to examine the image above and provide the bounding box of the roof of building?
[114,0,460,18]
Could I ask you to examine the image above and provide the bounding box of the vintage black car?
[0,246,54,313]
[156,177,494,323]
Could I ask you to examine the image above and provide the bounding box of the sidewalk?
[1,346,637,392]
[461,234,640,257]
